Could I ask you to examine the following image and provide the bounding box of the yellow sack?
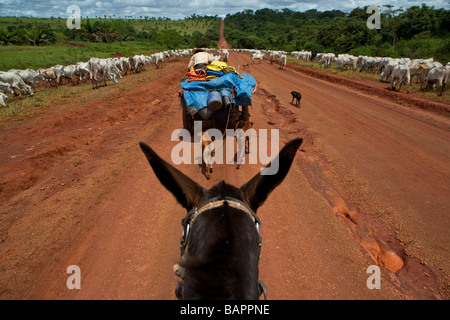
[223,66,237,74]
[207,60,228,72]
[210,61,228,68]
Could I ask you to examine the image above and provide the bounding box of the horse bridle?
[177,195,267,299]
[179,196,263,250]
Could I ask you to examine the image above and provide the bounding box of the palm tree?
[0,29,12,45]
[26,26,56,46]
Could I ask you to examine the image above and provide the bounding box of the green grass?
[0,16,218,70]
[0,41,164,70]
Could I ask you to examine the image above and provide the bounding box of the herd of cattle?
[0,49,195,108]
[0,46,448,108]
[240,48,449,96]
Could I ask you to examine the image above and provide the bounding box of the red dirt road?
[0,52,449,300]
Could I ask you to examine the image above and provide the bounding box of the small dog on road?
[291,91,302,108]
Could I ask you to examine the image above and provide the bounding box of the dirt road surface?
[0,51,449,300]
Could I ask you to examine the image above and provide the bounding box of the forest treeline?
[0,15,221,49]
[1,5,449,62]
[224,5,450,62]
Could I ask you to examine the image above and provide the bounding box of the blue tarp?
[180,73,257,112]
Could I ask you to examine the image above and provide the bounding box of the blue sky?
[0,0,448,19]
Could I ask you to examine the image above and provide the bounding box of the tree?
[191,31,210,48]
[382,5,404,50]
[27,26,56,46]
[157,29,183,49]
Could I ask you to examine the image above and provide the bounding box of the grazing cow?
[336,55,357,71]
[117,57,131,75]
[40,68,57,87]
[129,54,146,73]
[0,92,7,107]
[425,66,448,96]
[380,60,398,82]
[359,57,380,73]
[292,50,312,61]
[390,64,410,93]
[291,91,302,107]
[318,53,335,69]
[408,63,430,85]
[60,65,81,85]
[77,62,92,83]
[0,80,14,95]
[139,138,303,299]
[0,72,34,96]
[87,58,122,89]
[10,69,44,89]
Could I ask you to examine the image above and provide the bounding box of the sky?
[0,0,449,20]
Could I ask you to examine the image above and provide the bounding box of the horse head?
[139,138,303,299]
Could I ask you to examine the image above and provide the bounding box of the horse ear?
[139,142,204,211]
[240,138,303,212]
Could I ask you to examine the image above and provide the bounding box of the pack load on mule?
[180,56,257,134]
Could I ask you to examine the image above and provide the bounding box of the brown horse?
[139,138,303,299]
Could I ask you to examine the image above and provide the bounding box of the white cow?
[77,62,92,83]
[153,52,164,69]
[117,57,131,75]
[318,53,335,68]
[129,54,146,73]
[9,69,44,89]
[0,92,7,107]
[390,64,410,93]
[251,53,264,64]
[425,66,448,96]
[336,54,357,71]
[279,54,287,70]
[39,68,57,87]
[60,65,80,85]
[87,58,122,89]
[221,49,229,62]
[359,57,381,73]
[0,71,34,96]
[380,59,398,82]
[52,65,64,85]
[0,80,15,95]
[408,63,430,85]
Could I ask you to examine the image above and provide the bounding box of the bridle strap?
[177,196,266,300]
[180,196,262,249]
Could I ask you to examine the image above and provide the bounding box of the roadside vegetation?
[224,5,450,64]
[0,15,220,70]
